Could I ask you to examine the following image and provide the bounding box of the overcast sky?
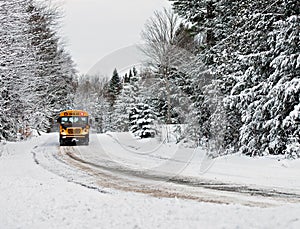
[58,0,171,75]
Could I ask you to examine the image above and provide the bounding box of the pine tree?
[130,103,156,138]
[128,69,133,79]
[107,68,121,106]
[169,0,243,150]
[132,66,138,76]
[112,69,141,132]
[112,84,133,132]
[224,1,300,156]
[170,0,300,156]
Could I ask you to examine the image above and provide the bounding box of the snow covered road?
[32,133,300,208]
[1,133,300,228]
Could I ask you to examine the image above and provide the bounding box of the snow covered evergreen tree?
[130,103,156,138]
[170,0,300,156]
[112,69,141,132]
[224,1,299,156]
[225,3,299,156]
[169,0,243,150]
[107,68,122,106]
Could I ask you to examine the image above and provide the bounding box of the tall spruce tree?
[107,68,122,106]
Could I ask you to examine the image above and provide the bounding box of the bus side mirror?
[57,117,61,123]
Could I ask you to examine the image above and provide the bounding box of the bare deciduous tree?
[140,8,193,124]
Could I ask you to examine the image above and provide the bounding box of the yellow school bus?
[57,110,90,146]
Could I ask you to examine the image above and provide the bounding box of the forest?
[0,0,76,140]
[1,0,299,158]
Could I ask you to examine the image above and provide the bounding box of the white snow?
[1,133,300,229]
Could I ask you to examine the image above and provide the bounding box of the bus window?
[78,117,88,124]
[61,117,69,124]
[60,116,87,125]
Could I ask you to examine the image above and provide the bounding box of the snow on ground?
[1,133,300,229]
[104,132,300,191]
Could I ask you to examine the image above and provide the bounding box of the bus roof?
[59,110,89,117]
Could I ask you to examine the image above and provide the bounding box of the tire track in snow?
[59,146,300,207]
[31,137,108,194]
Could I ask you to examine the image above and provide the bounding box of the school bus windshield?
[61,116,88,126]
